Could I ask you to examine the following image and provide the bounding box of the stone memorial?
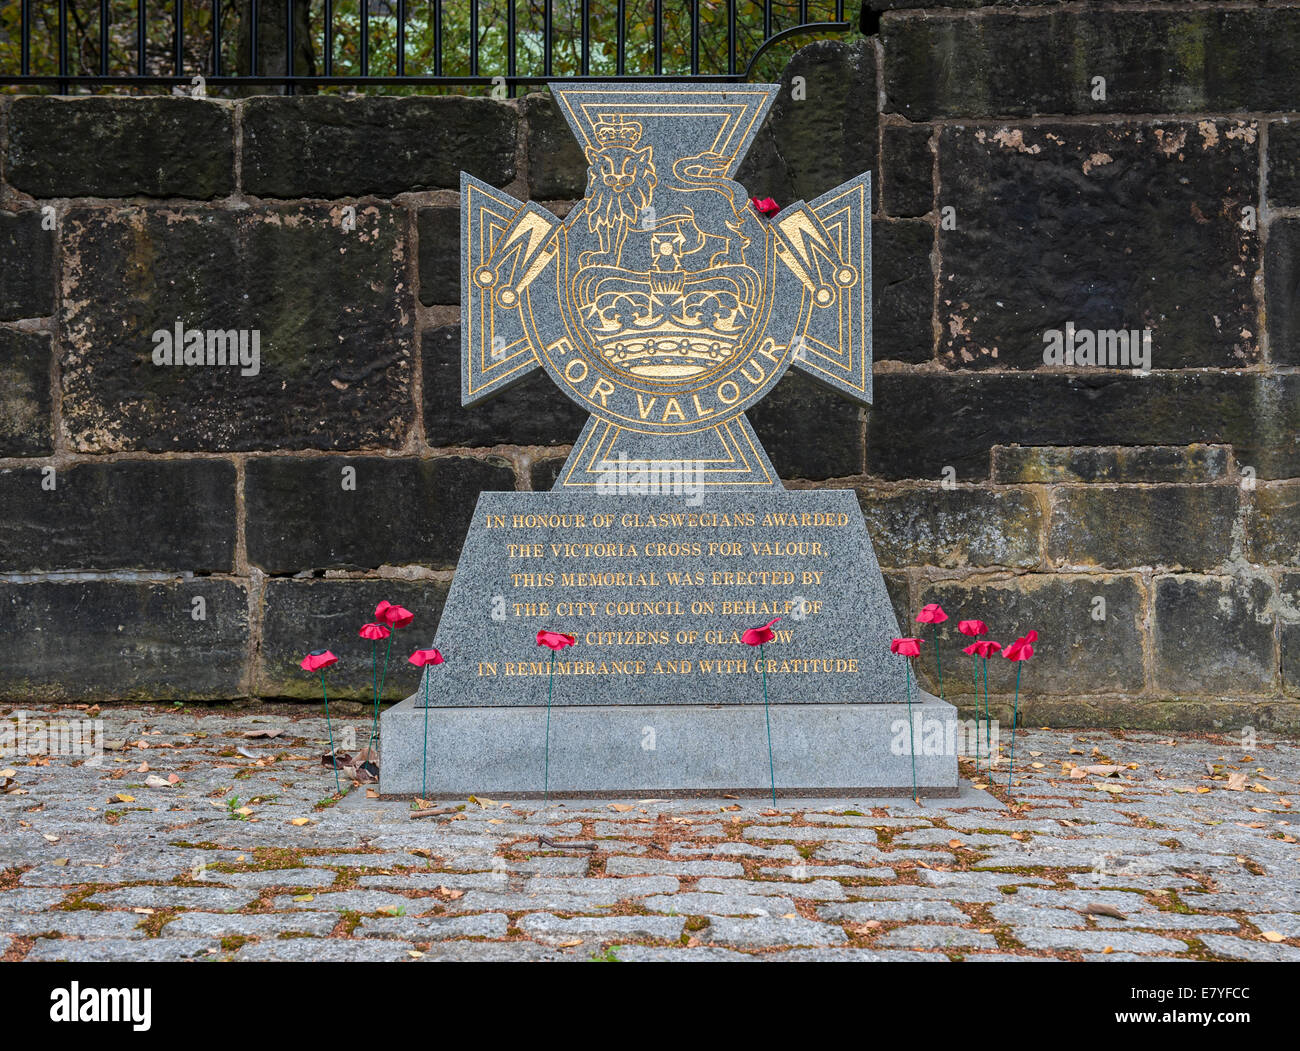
[381,83,959,796]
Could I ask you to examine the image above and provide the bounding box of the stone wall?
[2,2,1299,730]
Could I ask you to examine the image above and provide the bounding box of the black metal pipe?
[0,73,750,87]
[473,0,482,77]
[20,0,30,77]
[543,0,551,78]
[213,0,223,76]
[727,0,735,76]
[652,0,661,76]
[361,0,369,77]
[175,0,184,78]
[433,0,442,77]
[100,0,109,76]
[58,0,68,93]
[397,0,406,77]
[580,0,589,77]
[324,0,332,76]
[506,0,515,94]
[690,0,699,75]
[284,0,294,93]
[616,0,624,75]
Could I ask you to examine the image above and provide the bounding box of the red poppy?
[1004,632,1037,661]
[408,648,445,667]
[963,640,1002,659]
[359,622,390,641]
[376,603,414,629]
[749,197,779,217]
[300,649,338,672]
[536,630,576,650]
[742,617,781,646]
[889,637,923,658]
[915,604,948,625]
[958,619,988,637]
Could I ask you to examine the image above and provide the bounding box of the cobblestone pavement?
[2,704,1298,962]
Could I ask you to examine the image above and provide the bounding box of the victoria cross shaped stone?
[461,83,873,489]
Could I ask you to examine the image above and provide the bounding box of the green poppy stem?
[421,671,430,800]
[905,659,917,802]
[370,633,393,749]
[932,624,944,700]
[544,650,555,802]
[983,658,991,760]
[972,654,980,770]
[759,642,776,807]
[1008,662,1022,794]
[369,640,378,741]
[321,671,340,794]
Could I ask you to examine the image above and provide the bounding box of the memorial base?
[379,695,960,798]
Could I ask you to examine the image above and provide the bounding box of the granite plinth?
[383,487,959,794]
[379,695,960,797]
[405,489,907,708]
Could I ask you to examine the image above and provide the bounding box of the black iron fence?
[0,1,851,93]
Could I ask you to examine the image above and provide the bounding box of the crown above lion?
[592,114,644,149]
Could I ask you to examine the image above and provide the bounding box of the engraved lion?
[581,140,657,268]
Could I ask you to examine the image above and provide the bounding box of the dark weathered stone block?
[992,445,1231,484]
[738,39,878,209]
[749,370,863,481]
[0,580,248,702]
[0,329,51,457]
[873,219,934,364]
[1048,486,1238,571]
[1267,121,1300,208]
[858,486,1043,569]
[1245,484,1300,567]
[418,206,460,306]
[882,124,933,217]
[0,461,235,572]
[883,570,911,633]
[865,372,1300,482]
[245,455,516,573]
[1280,573,1300,696]
[60,204,413,452]
[0,210,54,320]
[938,122,1258,371]
[883,9,1300,120]
[6,97,234,199]
[257,578,449,700]
[1154,575,1275,694]
[915,574,1146,696]
[422,325,588,448]
[242,96,516,198]
[1265,219,1300,366]
[528,455,567,493]
[521,92,587,200]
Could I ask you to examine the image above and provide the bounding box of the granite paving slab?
[1,707,1296,962]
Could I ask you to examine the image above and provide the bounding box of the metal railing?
[0,1,851,93]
